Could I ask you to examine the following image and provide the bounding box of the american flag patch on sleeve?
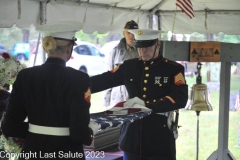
[174,72,185,85]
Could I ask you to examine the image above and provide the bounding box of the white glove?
[132,104,152,112]
[123,97,145,108]
[88,120,101,135]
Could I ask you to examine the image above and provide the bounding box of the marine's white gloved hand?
[123,97,145,108]
[88,119,101,135]
[132,104,152,112]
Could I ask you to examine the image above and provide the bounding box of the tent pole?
[33,33,41,66]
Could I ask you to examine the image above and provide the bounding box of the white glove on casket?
[123,97,145,108]
[88,120,101,135]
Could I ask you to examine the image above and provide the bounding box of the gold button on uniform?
[145,67,149,70]
[146,101,149,104]
[153,99,156,102]
[143,95,146,98]
[159,84,162,86]
[130,79,133,81]
[165,60,168,62]
[143,87,147,91]
[145,74,149,77]
[144,80,147,83]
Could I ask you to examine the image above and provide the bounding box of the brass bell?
[185,62,213,112]
[185,63,212,160]
[186,83,212,111]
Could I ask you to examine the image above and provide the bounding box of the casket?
[84,126,120,151]
[84,111,151,151]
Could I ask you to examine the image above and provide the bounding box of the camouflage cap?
[124,20,139,29]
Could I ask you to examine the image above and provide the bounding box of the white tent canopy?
[0,0,240,34]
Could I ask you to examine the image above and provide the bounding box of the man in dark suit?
[91,29,188,160]
[1,22,99,160]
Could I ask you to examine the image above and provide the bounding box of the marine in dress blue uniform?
[91,29,188,160]
[1,22,94,160]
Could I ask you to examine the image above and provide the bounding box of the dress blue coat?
[91,54,188,159]
[1,58,93,160]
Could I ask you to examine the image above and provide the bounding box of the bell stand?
[161,41,239,160]
[207,62,236,160]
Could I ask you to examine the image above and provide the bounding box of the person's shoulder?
[64,68,90,89]
[124,58,140,63]
[65,68,90,85]
[66,67,89,78]
[110,41,122,53]
[18,66,37,74]
[163,58,183,68]
[111,45,119,51]
[121,58,140,67]
[116,38,126,50]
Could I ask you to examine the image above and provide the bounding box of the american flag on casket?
[90,102,152,130]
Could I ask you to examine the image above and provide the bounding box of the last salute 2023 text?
[40,151,84,158]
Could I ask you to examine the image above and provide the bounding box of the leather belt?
[29,123,70,136]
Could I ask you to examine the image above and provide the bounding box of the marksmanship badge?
[163,77,168,83]
[154,77,161,84]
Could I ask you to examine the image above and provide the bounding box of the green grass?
[90,66,240,159]
[177,67,240,159]
[176,110,240,160]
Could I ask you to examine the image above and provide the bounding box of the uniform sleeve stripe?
[110,65,120,73]
[84,87,91,103]
[165,96,176,104]
[174,72,185,85]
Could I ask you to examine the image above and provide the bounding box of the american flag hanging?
[176,0,195,19]
[235,90,240,111]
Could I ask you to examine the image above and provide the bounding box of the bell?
[185,63,212,160]
[185,62,213,112]
[185,83,212,111]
